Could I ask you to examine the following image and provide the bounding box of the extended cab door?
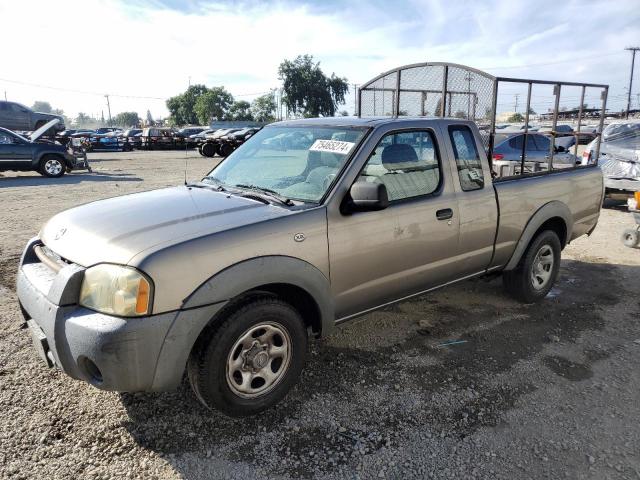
[444,124,498,276]
[328,127,463,320]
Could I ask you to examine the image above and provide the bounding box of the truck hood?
[40,186,291,267]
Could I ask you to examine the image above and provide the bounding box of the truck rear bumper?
[17,238,225,392]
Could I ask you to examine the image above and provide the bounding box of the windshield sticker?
[309,139,355,155]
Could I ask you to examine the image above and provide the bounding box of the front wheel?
[39,155,66,178]
[503,230,561,303]
[200,142,217,157]
[188,295,308,417]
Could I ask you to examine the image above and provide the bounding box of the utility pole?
[352,83,359,115]
[104,94,112,126]
[625,47,639,119]
[514,94,519,114]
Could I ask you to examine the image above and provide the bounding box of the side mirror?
[348,181,389,212]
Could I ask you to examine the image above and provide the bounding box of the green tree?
[527,107,536,115]
[112,111,140,127]
[32,101,52,113]
[507,112,525,122]
[225,100,253,121]
[278,54,349,117]
[166,84,210,125]
[194,87,234,124]
[251,93,276,122]
[75,112,92,127]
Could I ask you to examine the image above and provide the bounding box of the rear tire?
[503,230,561,303]
[621,229,639,248]
[219,143,234,157]
[201,142,217,157]
[188,295,308,417]
[39,155,66,178]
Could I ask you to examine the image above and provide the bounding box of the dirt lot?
[1,150,639,480]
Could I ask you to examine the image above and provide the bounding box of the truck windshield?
[204,125,367,202]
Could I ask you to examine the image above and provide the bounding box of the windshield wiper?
[196,177,227,191]
[233,184,294,206]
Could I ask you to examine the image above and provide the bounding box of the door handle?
[436,208,453,220]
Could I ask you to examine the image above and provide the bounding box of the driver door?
[328,128,463,320]
[0,131,32,169]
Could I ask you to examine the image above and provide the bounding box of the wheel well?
[249,283,322,336]
[535,216,567,248]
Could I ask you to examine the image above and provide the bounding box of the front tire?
[188,295,308,417]
[201,142,217,157]
[39,155,66,178]
[503,230,561,303]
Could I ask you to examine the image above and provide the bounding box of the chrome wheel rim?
[531,244,554,290]
[226,322,292,398]
[44,159,63,176]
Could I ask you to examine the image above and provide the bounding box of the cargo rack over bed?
[357,62,609,180]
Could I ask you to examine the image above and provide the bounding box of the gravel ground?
[1,150,639,480]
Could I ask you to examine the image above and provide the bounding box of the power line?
[0,77,272,101]
[481,51,625,71]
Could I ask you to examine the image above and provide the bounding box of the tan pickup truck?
[17,64,607,417]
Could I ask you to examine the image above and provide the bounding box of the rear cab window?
[448,125,484,191]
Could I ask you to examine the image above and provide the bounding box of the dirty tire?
[621,229,639,248]
[503,230,561,303]
[219,143,234,157]
[39,155,66,178]
[188,295,308,417]
[201,142,217,158]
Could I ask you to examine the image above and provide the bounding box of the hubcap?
[226,322,291,398]
[531,244,554,290]
[45,159,63,175]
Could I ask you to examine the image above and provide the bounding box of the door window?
[533,134,551,151]
[0,132,15,144]
[448,125,484,191]
[357,130,441,201]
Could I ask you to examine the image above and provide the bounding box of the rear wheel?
[39,155,66,178]
[188,295,308,417]
[503,230,561,303]
[219,142,234,157]
[201,142,217,157]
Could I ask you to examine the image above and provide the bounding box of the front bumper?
[17,238,224,392]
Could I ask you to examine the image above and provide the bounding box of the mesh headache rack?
[357,62,609,180]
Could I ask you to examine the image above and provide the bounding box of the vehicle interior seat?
[378,143,439,200]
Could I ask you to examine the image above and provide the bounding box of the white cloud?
[0,0,638,120]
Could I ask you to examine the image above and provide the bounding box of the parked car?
[0,119,78,177]
[70,129,96,139]
[121,129,143,150]
[492,132,577,167]
[198,128,243,157]
[537,124,576,151]
[0,101,65,133]
[17,116,604,417]
[582,121,640,196]
[139,127,184,150]
[176,126,207,138]
[218,127,261,157]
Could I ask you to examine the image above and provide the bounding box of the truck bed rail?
[357,62,608,181]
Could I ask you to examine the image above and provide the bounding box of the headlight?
[79,264,153,317]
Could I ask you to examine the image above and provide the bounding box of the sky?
[1,0,638,121]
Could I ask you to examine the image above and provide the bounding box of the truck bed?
[491,167,603,269]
